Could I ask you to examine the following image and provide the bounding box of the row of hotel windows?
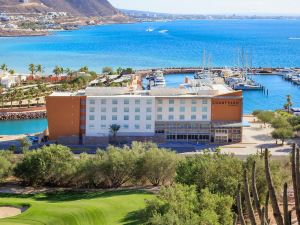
[89,124,152,130]
[157,114,208,121]
[89,114,153,121]
[89,99,153,105]
[89,106,208,113]
[157,99,208,105]
[89,114,208,121]
[89,107,153,113]
[89,99,208,105]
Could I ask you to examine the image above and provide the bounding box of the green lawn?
[0,190,153,225]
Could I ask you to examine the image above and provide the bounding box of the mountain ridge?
[0,0,119,17]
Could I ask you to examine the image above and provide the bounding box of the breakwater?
[0,111,47,121]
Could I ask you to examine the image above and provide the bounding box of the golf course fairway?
[0,190,153,225]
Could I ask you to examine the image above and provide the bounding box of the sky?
[109,0,300,15]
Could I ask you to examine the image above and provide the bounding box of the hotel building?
[46,80,243,144]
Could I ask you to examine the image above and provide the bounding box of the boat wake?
[288,37,300,40]
[158,30,168,34]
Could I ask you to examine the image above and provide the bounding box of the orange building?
[46,93,86,143]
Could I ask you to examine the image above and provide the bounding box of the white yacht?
[149,70,166,88]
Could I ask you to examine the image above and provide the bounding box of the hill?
[0,0,119,17]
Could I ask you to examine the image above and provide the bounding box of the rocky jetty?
[0,111,46,121]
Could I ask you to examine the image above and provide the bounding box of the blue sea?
[1,20,300,135]
[1,20,300,72]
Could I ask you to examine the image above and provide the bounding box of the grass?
[0,190,153,225]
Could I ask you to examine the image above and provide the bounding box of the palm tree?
[8,88,17,108]
[53,66,63,76]
[9,69,15,75]
[36,64,43,76]
[79,66,89,73]
[29,64,35,76]
[27,93,32,108]
[0,85,4,108]
[285,95,293,113]
[1,64,8,75]
[109,124,121,143]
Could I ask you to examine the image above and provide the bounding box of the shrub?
[14,145,76,186]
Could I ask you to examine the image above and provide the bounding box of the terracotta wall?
[46,96,86,140]
[211,91,243,122]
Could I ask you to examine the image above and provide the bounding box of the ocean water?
[1,20,300,73]
[0,119,48,135]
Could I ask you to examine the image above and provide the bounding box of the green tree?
[271,127,294,145]
[0,152,12,182]
[102,67,114,75]
[53,66,64,76]
[99,146,138,188]
[29,64,35,75]
[138,147,179,186]
[0,64,8,75]
[256,111,275,126]
[14,145,76,186]
[79,66,89,73]
[9,69,15,75]
[271,116,290,129]
[176,152,243,197]
[36,64,43,75]
[109,124,120,143]
[284,95,293,113]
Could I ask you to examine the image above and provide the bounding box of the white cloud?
[110,0,300,15]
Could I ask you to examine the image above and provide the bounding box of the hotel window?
[191,115,196,120]
[123,124,129,129]
[124,115,129,121]
[157,107,162,112]
[135,107,140,113]
[135,115,140,120]
[191,106,197,112]
[157,99,162,104]
[101,124,106,129]
[112,107,118,113]
[135,99,140,104]
[124,99,129,104]
[157,115,163,121]
[202,115,208,120]
[169,107,174,112]
[135,124,140,129]
[101,99,106,104]
[146,107,152,113]
[169,99,174,104]
[89,99,95,105]
[146,115,152,121]
[202,99,208,104]
[180,106,185,112]
[146,99,152,105]
[80,99,86,105]
[168,115,174,121]
[124,107,129,113]
[89,107,95,113]
[89,115,95,121]
[192,99,197,104]
[101,115,106,120]
[101,107,106,113]
[179,115,185,120]
[112,99,118,105]
[112,115,117,121]
[180,99,185,104]
[89,124,95,129]
[146,124,152,130]
[202,107,208,112]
